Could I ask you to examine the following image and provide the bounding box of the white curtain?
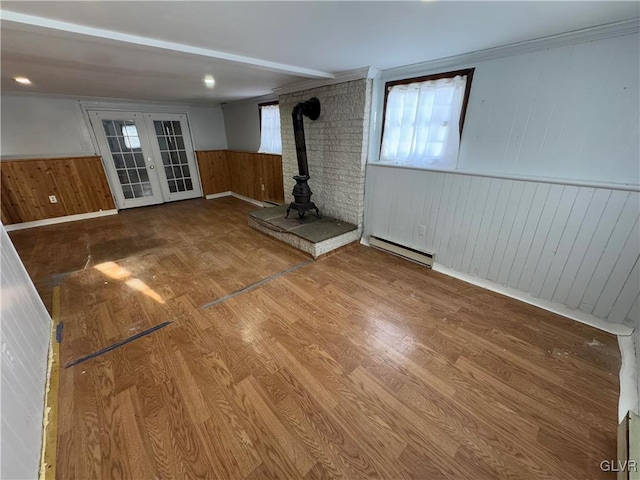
[380,75,467,169]
[258,104,282,154]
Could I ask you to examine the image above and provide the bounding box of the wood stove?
[286,97,321,222]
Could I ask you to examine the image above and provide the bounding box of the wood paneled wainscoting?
[196,150,284,205]
[1,156,116,226]
[2,152,283,227]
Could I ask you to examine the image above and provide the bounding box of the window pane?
[258,104,282,154]
[128,169,140,183]
[107,137,120,153]
[117,170,129,185]
[134,153,145,167]
[122,125,141,149]
[112,154,124,169]
[102,120,116,136]
[380,74,468,170]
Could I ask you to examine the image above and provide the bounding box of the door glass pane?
[112,154,124,168]
[101,119,154,199]
[134,153,145,167]
[153,120,194,192]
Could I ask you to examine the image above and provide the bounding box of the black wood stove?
[286,97,321,222]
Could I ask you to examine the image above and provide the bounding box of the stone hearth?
[248,206,358,259]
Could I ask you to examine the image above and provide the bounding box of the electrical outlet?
[48,195,58,204]
[418,225,426,236]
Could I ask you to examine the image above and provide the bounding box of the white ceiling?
[1,1,638,105]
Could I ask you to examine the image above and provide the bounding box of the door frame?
[82,103,204,209]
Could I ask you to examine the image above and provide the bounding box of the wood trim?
[380,68,475,152]
[258,101,279,108]
[1,156,116,225]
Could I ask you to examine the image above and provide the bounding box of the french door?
[89,111,202,209]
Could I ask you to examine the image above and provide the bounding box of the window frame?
[379,68,475,162]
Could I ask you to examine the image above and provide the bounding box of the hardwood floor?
[10,197,620,479]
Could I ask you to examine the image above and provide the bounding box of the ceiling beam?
[0,10,335,80]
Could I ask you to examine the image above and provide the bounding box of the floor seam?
[199,259,314,310]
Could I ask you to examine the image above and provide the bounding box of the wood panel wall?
[195,150,230,195]
[1,156,116,225]
[366,165,640,326]
[196,150,284,204]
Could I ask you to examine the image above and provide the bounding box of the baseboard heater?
[369,236,434,268]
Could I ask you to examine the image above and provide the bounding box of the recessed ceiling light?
[14,77,32,85]
[203,75,215,88]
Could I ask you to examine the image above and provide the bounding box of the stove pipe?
[292,97,321,176]
[286,97,321,222]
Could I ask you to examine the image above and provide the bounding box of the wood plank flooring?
[10,197,621,479]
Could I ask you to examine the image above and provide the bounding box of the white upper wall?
[372,30,640,187]
[222,99,263,152]
[458,32,639,185]
[222,93,280,152]
[0,94,227,159]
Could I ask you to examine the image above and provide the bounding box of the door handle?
[149,165,155,169]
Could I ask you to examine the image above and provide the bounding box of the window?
[258,102,282,154]
[122,124,141,149]
[379,68,474,170]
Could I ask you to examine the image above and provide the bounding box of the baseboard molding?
[205,191,264,208]
[4,209,118,231]
[618,335,639,422]
[205,191,232,200]
[431,262,634,336]
[231,192,264,208]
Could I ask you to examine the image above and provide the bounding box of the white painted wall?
[457,33,639,185]
[364,29,640,328]
[222,99,262,152]
[366,166,639,326]
[0,94,228,159]
[0,225,51,479]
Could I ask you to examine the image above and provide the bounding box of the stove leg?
[314,207,321,218]
[298,210,305,224]
[285,207,291,218]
